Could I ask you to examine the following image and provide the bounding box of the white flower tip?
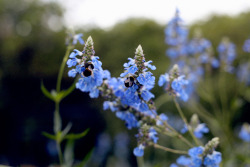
[86,36,94,45]
[136,45,143,54]
[173,64,179,70]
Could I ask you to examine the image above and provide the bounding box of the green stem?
[152,143,187,154]
[56,140,63,165]
[164,122,194,148]
[155,93,171,109]
[56,45,73,93]
[55,101,63,165]
[54,45,72,165]
[173,98,200,146]
[136,156,144,167]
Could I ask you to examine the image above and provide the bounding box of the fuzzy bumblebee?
[82,62,94,77]
[124,76,135,87]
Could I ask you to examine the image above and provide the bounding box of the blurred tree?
[0,0,65,78]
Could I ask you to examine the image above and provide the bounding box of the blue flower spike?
[159,64,190,102]
[67,36,107,98]
[133,125,159,157]
[120,45,156,115]
[172,137,222,167]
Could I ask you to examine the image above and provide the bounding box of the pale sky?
[56,0,250,29]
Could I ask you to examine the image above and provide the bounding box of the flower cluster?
[133,125,158,157]
[181,114,209,139]
[165,8,188,60]
[119,45,156,114]
[158,64,190,101]
[243,38,250,53]
[67,36,109,98]
[217,38,236,73]
[101,45,157,130]
[66,35,223,163]
[171,138,222,167]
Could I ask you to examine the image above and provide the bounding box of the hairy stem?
[174,98,200,146]
[152,143,187,154]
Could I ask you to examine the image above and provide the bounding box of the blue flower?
[194,123,209,139]
[103,101,118,112]
[156,113,168,126]
[239,123,250,142]
[139,101,150,112]
[120,58,138,77]
[203,151,222,166]
[74,63,104,98]
[69,49,83,58]
[133,144,145,157]
[68,69,77,77]
[72,33,85,45]
[89,88,99,98]
[237,62,250,85]
[180,124,188,134]
[123,84,140,106]
[67,58,78,68]
[170,163,178,167]
[144,60,156,70]
[116,111,138,129]
[137,72,155,90]
[165,9,188,60]
[158,73,169,87]
[188,38,211,55]
[172,144,222,167]
[165,9,188,46]
[243,39,250,52]
[171,75,189,101]
[211,58,220,68]
[141,88,154,102]
[181,123,209,139]
[176,155,191,166]
[107,77,125,98]
[188,146,204,158]
[148,128,158,143]
[217,40,236,65]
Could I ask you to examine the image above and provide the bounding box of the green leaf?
[42,132,56,140]
[64,129,89,140]
[61,122,72,139]
[75,147,94,167]
[60,81,76,100]
[41,81,55,102]
[64,140,74,167]
[53,80,76,103]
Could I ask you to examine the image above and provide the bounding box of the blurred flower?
[243,39,250,53]
[165,8,188,60]
[114,132,130,159]
[133,125,158,157]
[217,38,236,72]
[239,123,250,142]
[171,138,221,167]
[65,31,85,45]
[236,62,250,85]
[133,144,145,157]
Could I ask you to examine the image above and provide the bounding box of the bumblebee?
[124,76,135,87]
[84,62,94,70]
[82,62,94,77]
